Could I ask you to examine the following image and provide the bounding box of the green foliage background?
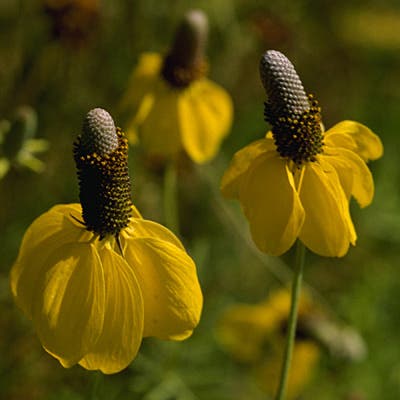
[1,1,400,399]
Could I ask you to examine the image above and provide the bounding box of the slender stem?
[275,241,306,400]
[163,161,180,235]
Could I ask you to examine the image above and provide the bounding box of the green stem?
[90,371,102,400]
[163,161,180,235]
[275,241,306,400]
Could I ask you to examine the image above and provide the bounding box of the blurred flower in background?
[0,106,49,179]
[216,288,367,399]
[216,289,321,399]
[118,9,233,164]
[339,8,400,51]
[10,108,203,374]
[42,0,100,48]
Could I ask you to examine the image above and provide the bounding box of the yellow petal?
[239,153,305,256]
[10,204,88,316]
[118,52,161,115]
[220,137,275,198]
[0,157,10,179]
[118,53,162,144]
[33,242,105,368]
[216,302,282,363]
[130,204,142,219]
[323,147,374,207]
[125,125,139,145]
[257,340,319,399]
[124,218,184,250]
[324,120,383,161]
[79,244,144,374]
[179,79,233,163]
[299,160,356,257]
[123,235,202,340]
[138,80,182,157]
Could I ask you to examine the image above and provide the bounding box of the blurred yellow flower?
[216,289,320,399]
[0,106,49,179]
[119,10,233,164]
[256,340,320,399]
[10,108,202,374]
[221,50,383,257]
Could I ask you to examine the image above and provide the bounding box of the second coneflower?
[221,49,382,400]
[119,9,233,164]
[221,50,383,257]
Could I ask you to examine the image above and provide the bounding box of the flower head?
[10,108,203,374]
[0,106,49,179]
[221,50,383,257]
[118,9,233,164]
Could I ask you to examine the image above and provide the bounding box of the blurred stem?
[275,241,306,400]
[90,371,102,400]
[163,161,180,235]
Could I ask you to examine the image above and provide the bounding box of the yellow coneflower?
[119,9,233,164]
[221,50,383,257]
[10,108,203,374]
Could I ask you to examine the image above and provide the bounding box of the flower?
[43,0,100,48]
[118,9,233,164]
[10,108,203,374]
[216,289,320,399]
[221,50,383,257]
[0,106,49,179]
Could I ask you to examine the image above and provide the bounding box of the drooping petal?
[323,147,374,207]
[179,79,233,163]
[220,136,275,198]
[118,53,161,117]
[138,80,183,157]
[215,302,282,363]
[79,243,144,374]
[118,53,163,144]
[10,204,89,316]
[239,153,305,256]
[0,157,10,179]
[123,234,202,341]
[33,242,105,368]
[299,159,356,257]
[123,218,184,250]
[256,340,320,399]
[324,120,383,161]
